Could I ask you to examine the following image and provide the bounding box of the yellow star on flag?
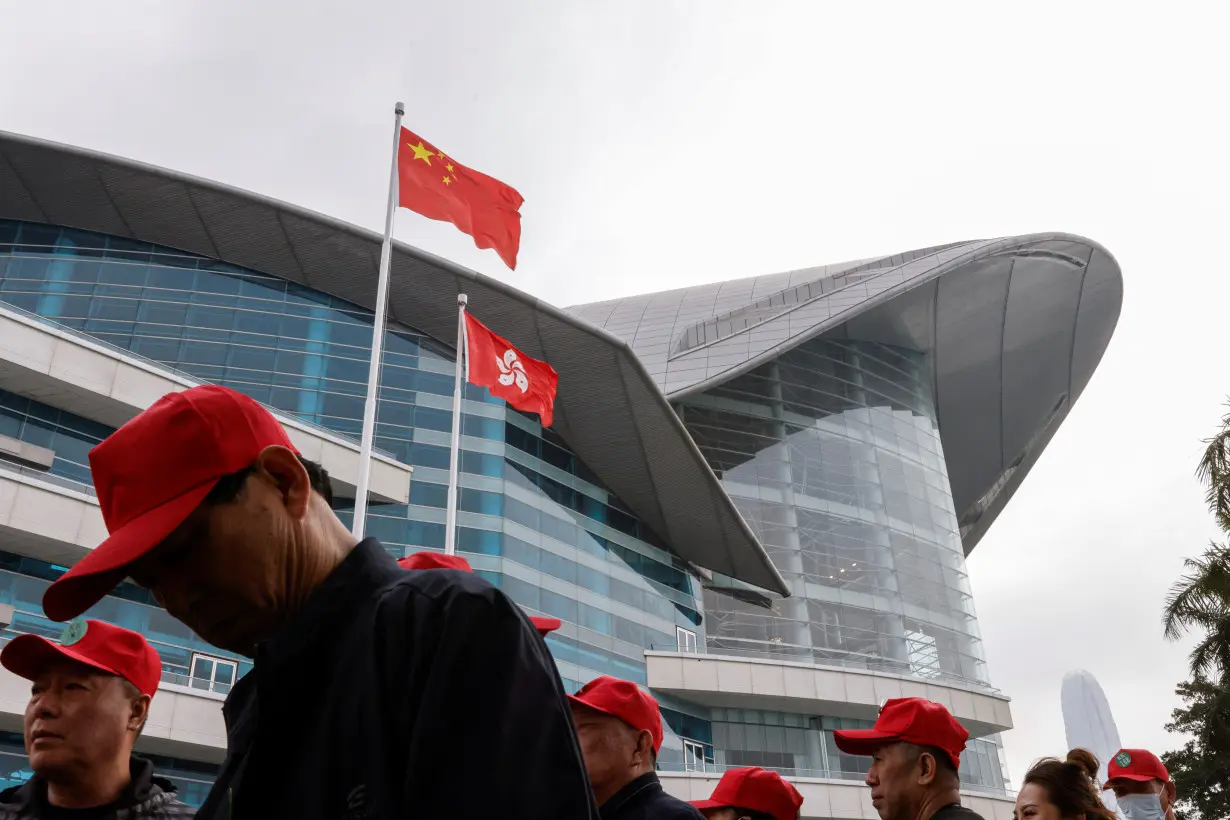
[442,176,452,185]
[446,163,455,173]
[408,142,434,165]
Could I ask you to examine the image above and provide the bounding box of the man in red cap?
[0,619,194,818]
[691,767,803,820]
[1103,749,1176,820]
[568,675,702,819]
[833,697,984,820]
[397,551,562,636]
[40,385,596,820]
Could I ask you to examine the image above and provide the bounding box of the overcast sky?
[4,0,1229,784]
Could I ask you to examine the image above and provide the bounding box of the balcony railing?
[657,736,1014,798]
[0,458,98,498]
[649,643,1003,696]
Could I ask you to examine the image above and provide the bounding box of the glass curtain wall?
[677,337,989,686]
[0,218,701,692]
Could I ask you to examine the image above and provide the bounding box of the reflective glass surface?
[696,709,1006,790]
[0,219,700,688]
[677,338,990,686]
[0,219,1011,792]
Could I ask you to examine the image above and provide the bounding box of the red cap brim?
[43,480,218,622]
[832,728,905,756]
[531,616,561,636]
[1,634,123,683]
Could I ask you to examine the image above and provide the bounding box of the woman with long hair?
[1016,749,1117,820]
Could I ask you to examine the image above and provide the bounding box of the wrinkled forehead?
[33,656,117,685]
[870,739,910,761]
[569,702,631,734]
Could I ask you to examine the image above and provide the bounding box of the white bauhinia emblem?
[496,349,529,393]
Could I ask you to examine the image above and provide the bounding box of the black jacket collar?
[600,772,662,819]
[0,757,169,812]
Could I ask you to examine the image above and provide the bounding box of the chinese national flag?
[397,127,524,270]
[465,313,559,427]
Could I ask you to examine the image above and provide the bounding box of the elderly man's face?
[127,447,313,655]
[570,702,643,804]
[25,659,146,779]
[865,742,928,820]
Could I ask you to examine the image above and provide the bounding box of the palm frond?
[1163,543,1230,641]
[1187,626,1230,678]
[1197,407,1230,530]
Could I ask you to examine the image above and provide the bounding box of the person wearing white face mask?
[1102,749,1175,820]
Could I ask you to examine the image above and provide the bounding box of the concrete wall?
[646,651,1013,737]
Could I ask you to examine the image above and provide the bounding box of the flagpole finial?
[458,293,468,307]
[395,101,405,116]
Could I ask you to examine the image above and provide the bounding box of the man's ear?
[128,693,151,733]
[917,751,939,786]
[254,446,312,518]
[633,729,656,767]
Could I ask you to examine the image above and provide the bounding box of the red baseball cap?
[1104,749,1170,787]
[43,386,298,622]
[833,697,969,769]
[1,619,162,697]
[692,767,804,820]
[398,552,473,572]
[568,675,664,754]
[396,551,562,636]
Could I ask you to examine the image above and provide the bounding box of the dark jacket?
[600,773,703,820]
[0,757,194,819]
[195,538,598,820]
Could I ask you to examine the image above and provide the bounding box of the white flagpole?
[443,294,468,555]
[352,101,404,539]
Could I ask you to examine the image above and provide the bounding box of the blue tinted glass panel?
[0,220,703,720]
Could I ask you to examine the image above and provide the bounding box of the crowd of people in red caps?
[0,385,1180,820]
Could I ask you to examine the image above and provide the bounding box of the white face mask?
[1117,792,1165,820]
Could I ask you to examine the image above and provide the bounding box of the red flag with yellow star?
[397,127,524,269]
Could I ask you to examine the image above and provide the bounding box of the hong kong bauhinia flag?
[465,313,559,427]
[398,127,524,269]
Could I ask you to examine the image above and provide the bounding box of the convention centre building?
[0,130,1121,817]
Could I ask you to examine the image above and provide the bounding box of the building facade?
[0,131,1122,818]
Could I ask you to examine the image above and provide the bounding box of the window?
[683,739,709,772]
[677,626,698,653]
[189,653,238,694]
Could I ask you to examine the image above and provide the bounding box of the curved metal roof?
[0,130,789,595]
[570,235,1123,554]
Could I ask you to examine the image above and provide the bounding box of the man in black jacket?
[568,676,702,820]
[0,619,194,819]
[41,385,597,820]
[834,698,984,820]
